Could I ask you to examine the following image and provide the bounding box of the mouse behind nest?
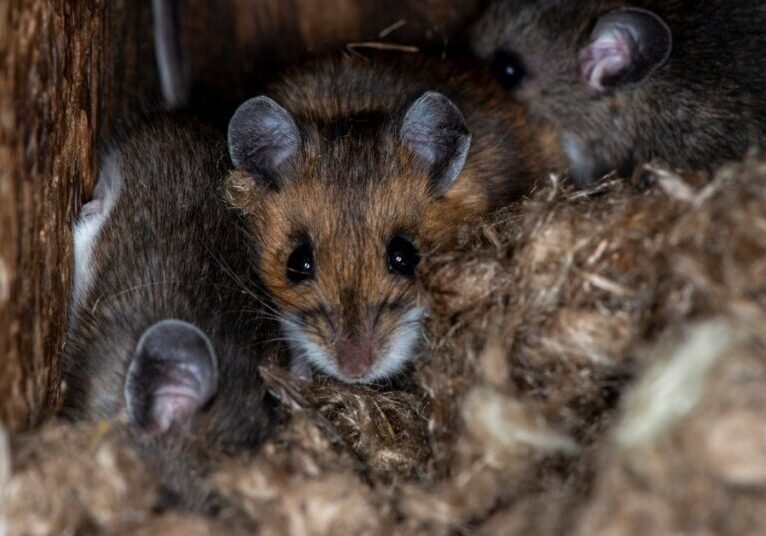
[471,0,766,185]
[62,118,275,447]
[60,118,278,509]
[59,0,279,512]
[225,51,565,386]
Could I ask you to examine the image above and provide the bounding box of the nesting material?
[578,320,766,535]
[3,158,766,534]
[1,422,159,535]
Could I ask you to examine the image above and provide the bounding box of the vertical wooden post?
[0,0,155,430]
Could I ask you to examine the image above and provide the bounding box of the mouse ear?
[124,319,218,434]
[579,7,672,93]
[228,96,301,188]
[400,91,472,194]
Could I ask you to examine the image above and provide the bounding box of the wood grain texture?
[0,0,156,430]
[184,0,484,112]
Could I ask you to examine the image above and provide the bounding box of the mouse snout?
[334,335,376,379]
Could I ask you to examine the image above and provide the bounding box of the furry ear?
[125,319,218,433]
[400,91,472,194]
[579,8,672,93]
[228,96,301,188]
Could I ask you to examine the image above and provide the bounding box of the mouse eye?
[490,51,527,90]
[286,242,315,283]
[386,236,419,277]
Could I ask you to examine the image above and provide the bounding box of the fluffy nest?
[3,159,766,535]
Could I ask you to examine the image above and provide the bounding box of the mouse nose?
[335,336,375,379]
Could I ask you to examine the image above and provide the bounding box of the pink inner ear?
[579,29,632,92]
[151,382,203,433]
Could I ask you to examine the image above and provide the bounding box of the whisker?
[202,242,286,320]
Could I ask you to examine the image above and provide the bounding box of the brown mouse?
[471,0,766,185]
[225,52,563,385]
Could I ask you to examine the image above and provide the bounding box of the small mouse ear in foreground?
[228,96,301,187]
[579,7,672,93]
[124,319,219,434]
[401,91,472,194]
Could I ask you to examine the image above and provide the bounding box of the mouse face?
[237,158,428,383]
[227,92,477,383]
[472,1,674,183]
[473,0,587,115]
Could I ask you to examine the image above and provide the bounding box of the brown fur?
[227,51,564,381]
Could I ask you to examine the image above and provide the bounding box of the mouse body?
[58,2,277,513]
[471,0,766,184]
[225,52,563,384]
[62,117,275,453]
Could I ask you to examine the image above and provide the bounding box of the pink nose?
[335,337,375,378]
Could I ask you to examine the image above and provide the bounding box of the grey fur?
[472,0,766,184]
[228,96,301,187]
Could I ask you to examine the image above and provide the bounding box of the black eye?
[386,236,419,277]
[490,51,526,90]
[286,242,314,283]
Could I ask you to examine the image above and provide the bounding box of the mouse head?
[472,1,672,183]
[227,92,474,383]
